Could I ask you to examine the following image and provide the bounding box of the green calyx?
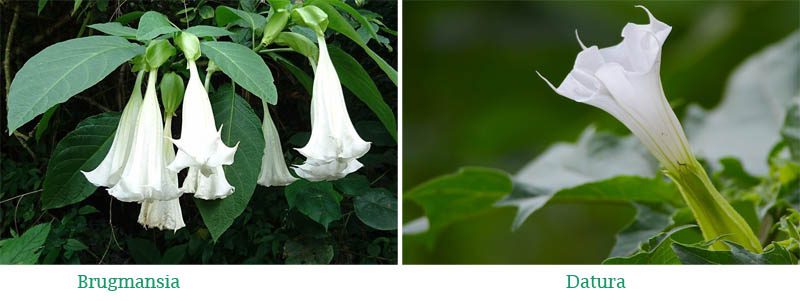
[261,9,291,47]
[144,39,176,71]
[273,32,319,62]
[291,5,328,37]
[665,158,763,253]
[160,72,184,117]
[176,31,201,62]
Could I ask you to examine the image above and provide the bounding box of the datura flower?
[138,116,185,231]
[108,71,182,202]
[168,60,237,199]
[294,35,371,181]
[258,109,297,187]
[537,6,761,252]
[82,71,145,187]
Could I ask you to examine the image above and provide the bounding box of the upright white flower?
[138,116,185,231]
[294,35,371,181]
[538,6,762,253]
[169,60,237,200]
[108,71,182,202]
[82,71,145,187]
[537,6,691,173]
[258,108,297,187]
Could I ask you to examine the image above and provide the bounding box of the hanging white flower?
[168,60,237,199]
[537,5,691,173]
[138,116,185,231]
[257,108,297,187]
[294,35,371,181]
[82,71,145,187]
[107,71,182,202]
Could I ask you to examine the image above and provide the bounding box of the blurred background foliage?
[0,0,397,264]
[403,1,799,263]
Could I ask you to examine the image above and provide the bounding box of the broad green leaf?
[126,238,161,264]
[608,203,674,258]
[215,6,266,31]
[78,205,100,215]
[354,188,397,230]
[6,36,142,133]
[201,41,277,104]
[781,103,800,160]
[325,0,380,42]
[333,173,370,196]
[89,22,137,38]
[404,167,512,245]
[136,11,179,41]
[686,32,799,175]
[64,239,89,252]
[0,223,51,264]
[552,176,681,205]
[603,225,696,264]
[498,128,659,230]
[329,46,397,140]
[160,244,187,264]
[268,53,312,93]
[307,0,397,85]
[115,11,144,25]
[41,113,120,209]
[185,25,234,37]
[198,5,215,19]
[284,239,334,264]
[195,84,265,241]
[672,242,796,264]
[285,180,342,230]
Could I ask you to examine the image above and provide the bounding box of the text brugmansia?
[77,275,180,291]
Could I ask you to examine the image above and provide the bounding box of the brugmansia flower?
[258,108,297,187]
[294,35,371,181]
[538,6,762,252]
[138,116,185,231]
[108,71,182,202]
[168,60,237,199]
[82,71,145,187]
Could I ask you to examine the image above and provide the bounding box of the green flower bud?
[160,72,185,116]
[145,39,176,71]
[291,5,328,37]
[176,31,201,62]
[260,9,291,47]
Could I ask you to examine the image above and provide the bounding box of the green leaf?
[160,244,187,264]
[185,25,234,37]
[78,205,100,215]
[126,238,161,264]
[608,203,675,258]
[672,242,796,264]
[64,239,89,252]
[307,0,397,85]
[215,6,266,31]
[354,188,397,230]
[198,5,215,19]
[333,173,370,196]
[603,225,695,264]
[34,104,58,142]
[88,22,137,38]
[6,36,142,133]
[195,84,265,241]
[686,32,799,175]
[285,180,343,230]
[269,53,312,93]
[781,103,800,160]
[37,0,48,14]
[404,167,512,245]
[115,11,144,25]
[136,11,179,41]
[325,0,380,42]
[329,46,397,140]
[284,239,334,264]
[0,223,51,264]
[498,128,659,230]
[41,113,120,209]
[201,41,277,104]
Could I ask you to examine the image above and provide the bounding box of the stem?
[204,70,215,91]
[666,158,762,253]
[4,7,19,93]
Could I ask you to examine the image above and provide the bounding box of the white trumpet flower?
[169,60,237,199]
[537,6,691,173]
[538,6,762,252]
[257,109,297,187]
[294,35,371,181]
[108,71,182,202]
[82,71,145,187]
[138,116,185,231]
